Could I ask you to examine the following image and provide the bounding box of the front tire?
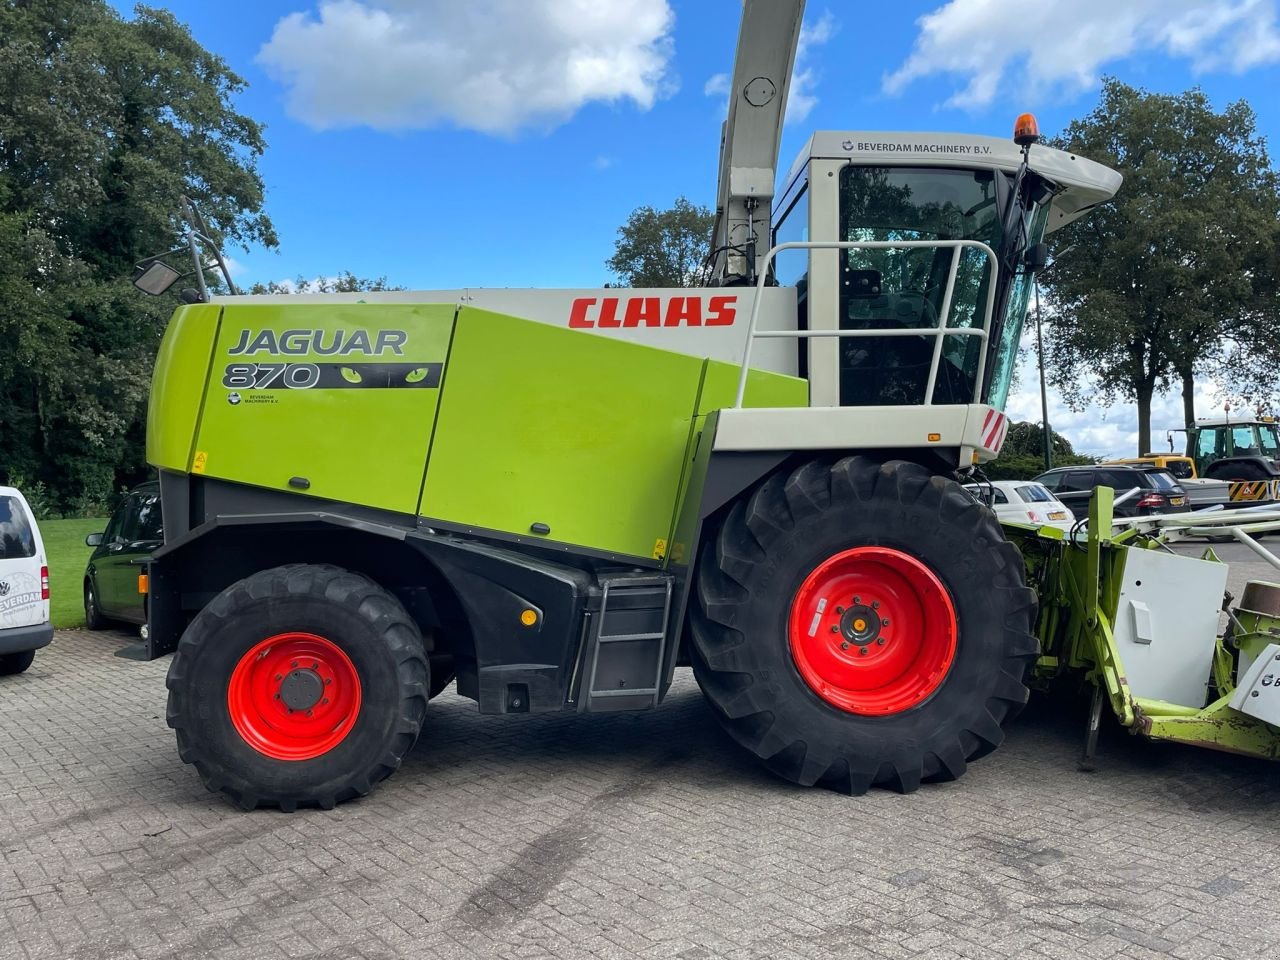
[690,457,1036,794]
[165,564,428,811]
[84,581,107,631]
[0,650,36,675]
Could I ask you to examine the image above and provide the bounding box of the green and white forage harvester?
[135,1,1280,810]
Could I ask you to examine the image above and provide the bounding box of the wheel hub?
[279,669,325,711]
[788,547,957,716]
[839,603,882,647]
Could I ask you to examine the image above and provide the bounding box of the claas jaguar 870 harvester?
[134,1,1280,810]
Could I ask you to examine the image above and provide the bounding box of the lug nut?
[273,693,281,700]
[872,601,880,610]
[853,596,861,604]
[835,606,845,615]
[274,674,283,681]
[306,709,313,717]
[859,648,868,656]
[311,662,319,670]
[830,625,840,633]
[877,637,886,646]
[291,660,299,668]
[321,698,329,705]
[841,642,850,650]
[882,618,890,626]
[324,677,332,685]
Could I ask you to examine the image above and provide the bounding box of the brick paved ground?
[3,620,1280,960]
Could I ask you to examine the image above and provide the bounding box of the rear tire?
[690,456,1036,794]
[165,564,428,811]
[0,649,36,675]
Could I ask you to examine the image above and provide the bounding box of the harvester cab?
[149,1,1280,818]
[1167,414,1280,505]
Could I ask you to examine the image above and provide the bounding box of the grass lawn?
[41,517,107,628]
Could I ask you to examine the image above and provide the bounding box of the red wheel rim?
[788,547,957,716]
[227,632,362,761]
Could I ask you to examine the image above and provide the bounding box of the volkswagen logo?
[0,581,9,597]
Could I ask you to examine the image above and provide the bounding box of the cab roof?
[784,131,1123,234]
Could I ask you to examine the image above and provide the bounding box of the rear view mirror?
[85,532,104,547]
[1024,243,1049,273]
[132,260,182,296]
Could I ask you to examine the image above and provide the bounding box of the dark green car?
[84,482,161,629]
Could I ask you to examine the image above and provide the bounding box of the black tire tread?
[0,649,36,675]
[166,563,428,811]
[690,456,1035,795]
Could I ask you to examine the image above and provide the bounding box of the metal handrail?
[734,239,1001,407]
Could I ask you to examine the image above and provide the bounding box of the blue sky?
[113,0,1280,456]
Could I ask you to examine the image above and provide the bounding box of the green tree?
[248,272,404,295]
[1041,78,1280,455]
[0,1,275,510]
[606,197,714,287]
[984,421,1095,481]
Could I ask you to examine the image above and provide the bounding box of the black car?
[84,482,161,629]
[1035,464,1191,519]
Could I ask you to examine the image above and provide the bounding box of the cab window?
[0,496,36,560]
[1232,426,1260,456]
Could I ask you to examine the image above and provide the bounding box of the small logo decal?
[228,392,242,405]
[0,581,9,597]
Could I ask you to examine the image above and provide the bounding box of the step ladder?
[582,575,673,712]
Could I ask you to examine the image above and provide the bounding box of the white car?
[0,485,52,675]
[963,480,1077,533]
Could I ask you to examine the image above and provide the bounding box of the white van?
[0,485,51,675]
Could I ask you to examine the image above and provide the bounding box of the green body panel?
[192,303,455,514]
[147,299,805,557]
[420,307,805,559]
[147,304,222,472]
[697,361,809,413]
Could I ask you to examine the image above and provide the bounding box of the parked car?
[1035,464,1191,518]
[963,480,1077,532]
[0,485,51,675]
[84,481,161,629]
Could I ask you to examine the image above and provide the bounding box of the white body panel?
[708,0,806,282]
[1181,477,1230,507]
[1230,642,1280,728]
[1112,549,1228,708]
[0,486,49,632]
[712,404,1012,463]
[214,287,801,377]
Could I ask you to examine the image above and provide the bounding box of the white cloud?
[258,0,677,135]
[701,10,836,123]
[220,254,246,279]
[593,154,614,170]
[787,10,836,124]
[884,0,1280,109]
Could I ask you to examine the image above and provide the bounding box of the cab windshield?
[1260,424,1280,458]
[837,165,1050,408]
